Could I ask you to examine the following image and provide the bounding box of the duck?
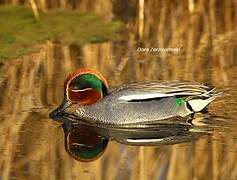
[49,68,222,127]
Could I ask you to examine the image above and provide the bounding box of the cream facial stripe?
[70,88,93,92]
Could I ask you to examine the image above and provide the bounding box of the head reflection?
[62,122,108,162]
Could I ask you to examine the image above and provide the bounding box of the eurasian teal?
[50,68,222,127]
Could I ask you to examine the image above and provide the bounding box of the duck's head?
[49,68,108,120]
[64,68,108,105]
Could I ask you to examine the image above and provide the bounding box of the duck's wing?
[109,81,222,112]
[111,80,218,101]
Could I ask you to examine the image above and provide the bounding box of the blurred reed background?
[0,0,237,179]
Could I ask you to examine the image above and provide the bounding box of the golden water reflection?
[0,40,236,180]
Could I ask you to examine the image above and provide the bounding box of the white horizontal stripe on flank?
[126,138,164,143]
[118,93,173,101]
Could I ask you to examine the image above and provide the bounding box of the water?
[0,1,237,179]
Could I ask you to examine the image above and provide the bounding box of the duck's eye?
[69,76,90,90]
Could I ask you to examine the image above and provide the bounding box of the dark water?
[0,1,237,179]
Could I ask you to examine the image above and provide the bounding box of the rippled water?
[0,1,237,180]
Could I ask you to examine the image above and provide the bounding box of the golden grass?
[0,5,121,60]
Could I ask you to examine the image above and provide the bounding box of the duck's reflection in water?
[62,122,109,162]
[60,113,217,162]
